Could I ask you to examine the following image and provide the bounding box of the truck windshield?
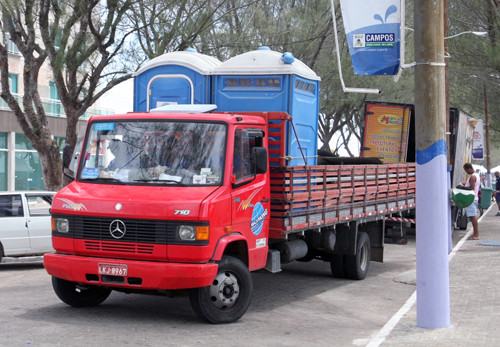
[78,120,226,186]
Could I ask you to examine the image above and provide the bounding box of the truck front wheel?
[51,277,111,307]
[189,255,253,324]
[344,232,371,280]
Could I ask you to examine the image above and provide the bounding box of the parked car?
[0,191,55,262]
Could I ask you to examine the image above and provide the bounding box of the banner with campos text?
[340,0,401,75]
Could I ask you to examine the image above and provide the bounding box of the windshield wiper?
[134,179,185,185]
[94,177,124,184]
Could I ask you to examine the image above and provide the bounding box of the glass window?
[296,80,304,90]
[0,151,6,191]
[15,152,45,190]
[26,195,52,216]
[233,129,262,183]
[0,194,23,217]
[15,133,35,150]
[8,73,18,93]
[307,84,315,93]
[0,132,6,149]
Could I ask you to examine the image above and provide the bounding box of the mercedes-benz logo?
[109,220,126,239]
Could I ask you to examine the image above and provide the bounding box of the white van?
[0,191,55,262]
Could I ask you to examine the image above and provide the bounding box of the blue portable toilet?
[212,48,321,165]
[133,50,221,112]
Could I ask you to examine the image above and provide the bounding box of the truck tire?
[51,277,111,307]
[189,255,252,324]
[330,254,345,278]
[343,232,371,280]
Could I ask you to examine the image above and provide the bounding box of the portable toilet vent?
[212,48,321,165]
[133,50,221,112]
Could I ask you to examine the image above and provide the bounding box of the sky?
[100,79,134,114]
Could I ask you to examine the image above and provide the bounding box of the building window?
[8,73,18,93]
[15,134,44,190]
[0,132,7,191]
[49,81,61,117]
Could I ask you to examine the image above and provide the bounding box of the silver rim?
[360,242,369,272]
[209,271,240,309]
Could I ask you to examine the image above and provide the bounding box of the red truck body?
[45,111,415,323]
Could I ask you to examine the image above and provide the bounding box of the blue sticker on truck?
[251,202,268,236]
[94,122,115,131]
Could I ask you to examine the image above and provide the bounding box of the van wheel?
[52,277,111,307]
[344,232,371,280]
[189,256,252,324]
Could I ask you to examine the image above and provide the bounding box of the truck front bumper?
[44,253,218,290]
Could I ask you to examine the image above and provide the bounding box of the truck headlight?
[177,225,209,241]
[178,225,196,240]
[53,218,69,233]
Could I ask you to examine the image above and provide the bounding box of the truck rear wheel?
[52,277,111,307]
[189,255,252,324]
[344,232,371,280]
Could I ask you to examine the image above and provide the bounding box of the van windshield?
[78,120,226,186]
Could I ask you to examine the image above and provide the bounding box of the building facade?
[0,34,112,192]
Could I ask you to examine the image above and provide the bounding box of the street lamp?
[445,31,488,40]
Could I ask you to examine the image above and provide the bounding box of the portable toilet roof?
[133,50,221,76]
[212,48,321,81]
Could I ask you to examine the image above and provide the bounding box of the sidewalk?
[377,204,500,346]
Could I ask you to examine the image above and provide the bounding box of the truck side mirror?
[251,147,268,175]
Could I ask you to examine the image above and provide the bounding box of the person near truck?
[495,171,500,216]
[462,163,480,240]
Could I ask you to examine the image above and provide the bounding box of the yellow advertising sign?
[361,103,412,162]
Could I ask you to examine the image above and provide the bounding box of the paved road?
[0,228,466,347]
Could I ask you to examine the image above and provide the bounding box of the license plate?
[98,263,128,276]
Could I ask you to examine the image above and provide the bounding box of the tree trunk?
[37,143,63,191]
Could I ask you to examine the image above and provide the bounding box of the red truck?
[44,110,415,323]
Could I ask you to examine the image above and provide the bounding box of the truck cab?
[45,112,270,323]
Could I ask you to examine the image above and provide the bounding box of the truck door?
[25,194,53,252]
[230,128,270,253]
[0,194,29,255]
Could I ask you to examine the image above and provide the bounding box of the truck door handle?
[261,198,269,203]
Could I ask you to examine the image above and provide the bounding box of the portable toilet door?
[147,74,194,110]
[133,50,221,112]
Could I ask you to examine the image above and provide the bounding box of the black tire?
[189,256,252,324]
[330,254,345,278]
[344,232,371,280]
[52,277,111,307]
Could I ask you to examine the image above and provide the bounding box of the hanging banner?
[340,0,401,75]
[470,119,484,160]
[360,102,412,162]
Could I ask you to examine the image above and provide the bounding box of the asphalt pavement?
[367,203,500,346]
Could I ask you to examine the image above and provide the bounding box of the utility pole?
[414,0,451,329]
[484,84,492,187]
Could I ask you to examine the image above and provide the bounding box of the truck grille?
[73,216,170,244]
[84,240,155,254]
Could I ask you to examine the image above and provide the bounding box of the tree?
[0,0,135,190]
